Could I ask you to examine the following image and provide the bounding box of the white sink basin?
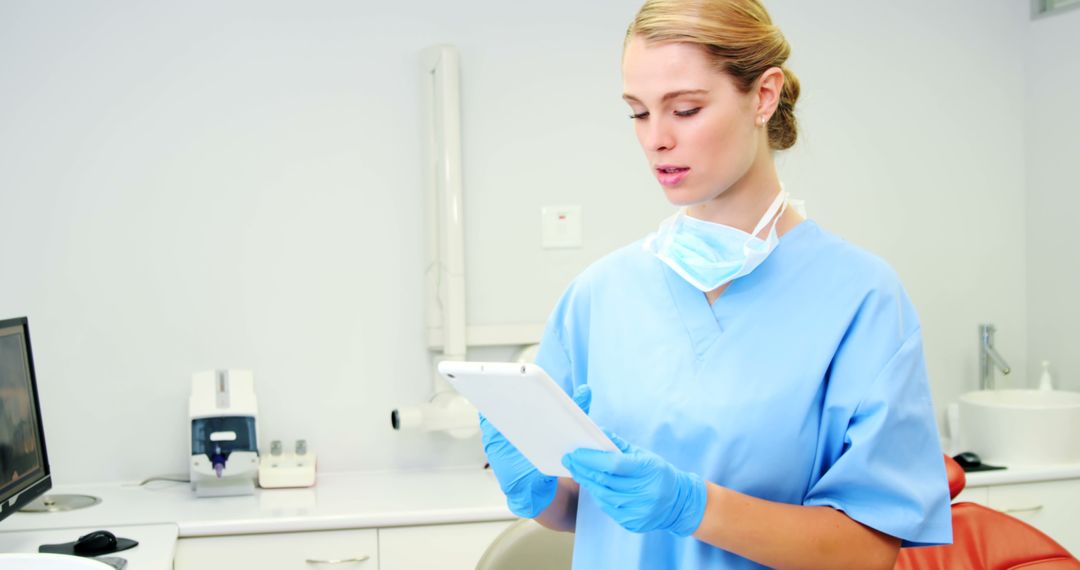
[959,389,1080,466]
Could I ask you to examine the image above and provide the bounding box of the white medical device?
[189,370,259,497]
[438,361,619,478]
[258,439,317,488]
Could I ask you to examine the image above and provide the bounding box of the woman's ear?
[755,66,784,120]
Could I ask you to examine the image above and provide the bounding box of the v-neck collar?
[654,219,815,361]
[661,263,723,360]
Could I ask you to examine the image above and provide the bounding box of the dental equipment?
[189,370,259,497]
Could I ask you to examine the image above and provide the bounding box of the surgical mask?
[644,190,788,292]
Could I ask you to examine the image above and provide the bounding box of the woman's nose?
[645,120,675,152]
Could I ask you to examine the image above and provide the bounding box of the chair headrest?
[945,454,966,500]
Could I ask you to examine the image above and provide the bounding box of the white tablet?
[438,361,619,478]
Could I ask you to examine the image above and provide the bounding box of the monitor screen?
[0,317,51,523]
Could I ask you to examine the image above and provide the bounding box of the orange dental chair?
[894,455,1078,569]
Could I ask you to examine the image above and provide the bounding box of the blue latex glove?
[482,384,592,518]
[561,431,708,536]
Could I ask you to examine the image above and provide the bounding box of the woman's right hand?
[481,384,592,518]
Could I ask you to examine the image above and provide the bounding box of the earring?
[759,116,767,127]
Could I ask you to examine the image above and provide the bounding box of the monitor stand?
[20,494,101,513]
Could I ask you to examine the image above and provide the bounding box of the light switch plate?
[541,205,582,249]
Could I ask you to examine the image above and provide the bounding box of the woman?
[481,1,952,567]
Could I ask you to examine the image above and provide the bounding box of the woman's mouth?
[655,165,690,187]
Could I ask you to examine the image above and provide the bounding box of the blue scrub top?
[533,220,952,569]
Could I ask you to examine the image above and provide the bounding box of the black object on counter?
[39,529,138,557]
[953,451,1006,473]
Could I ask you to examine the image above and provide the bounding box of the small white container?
[1038,360,1054,391]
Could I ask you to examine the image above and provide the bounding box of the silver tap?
[979,323,1011,390]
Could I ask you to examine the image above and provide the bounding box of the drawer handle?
[305,555,370,565]
[1002,505,1044,514]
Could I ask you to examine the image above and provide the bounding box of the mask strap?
[750,189,788,238]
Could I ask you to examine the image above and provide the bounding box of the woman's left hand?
[561,432,708,536]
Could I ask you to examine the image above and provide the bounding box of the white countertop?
[1,467,513,538]
[2,461,1076,549]
[964,461,1080,487]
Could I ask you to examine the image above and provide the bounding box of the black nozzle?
[390,409,400,430]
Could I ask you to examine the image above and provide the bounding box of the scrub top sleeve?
[534,320,575,395]
[803,329,953,547]
[533,276,593,396]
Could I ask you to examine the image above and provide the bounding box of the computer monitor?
[0,316,51,523]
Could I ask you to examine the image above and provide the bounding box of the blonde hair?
[626,0,800,150]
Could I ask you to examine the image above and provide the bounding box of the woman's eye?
[629,111,650,120]
[674,107,701,117]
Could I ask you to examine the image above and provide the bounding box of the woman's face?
[622,36,762,207]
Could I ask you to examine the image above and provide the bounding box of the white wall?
[769,1,1031,417]
[1025,7,1080,392]
[0,0,1030,484]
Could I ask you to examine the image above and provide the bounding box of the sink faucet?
[979,323,1011,390]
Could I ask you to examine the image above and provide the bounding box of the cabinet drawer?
[987,478,1080,554]
[954,485,988,505]
[379,520,514,570]
[174,528,378,570]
